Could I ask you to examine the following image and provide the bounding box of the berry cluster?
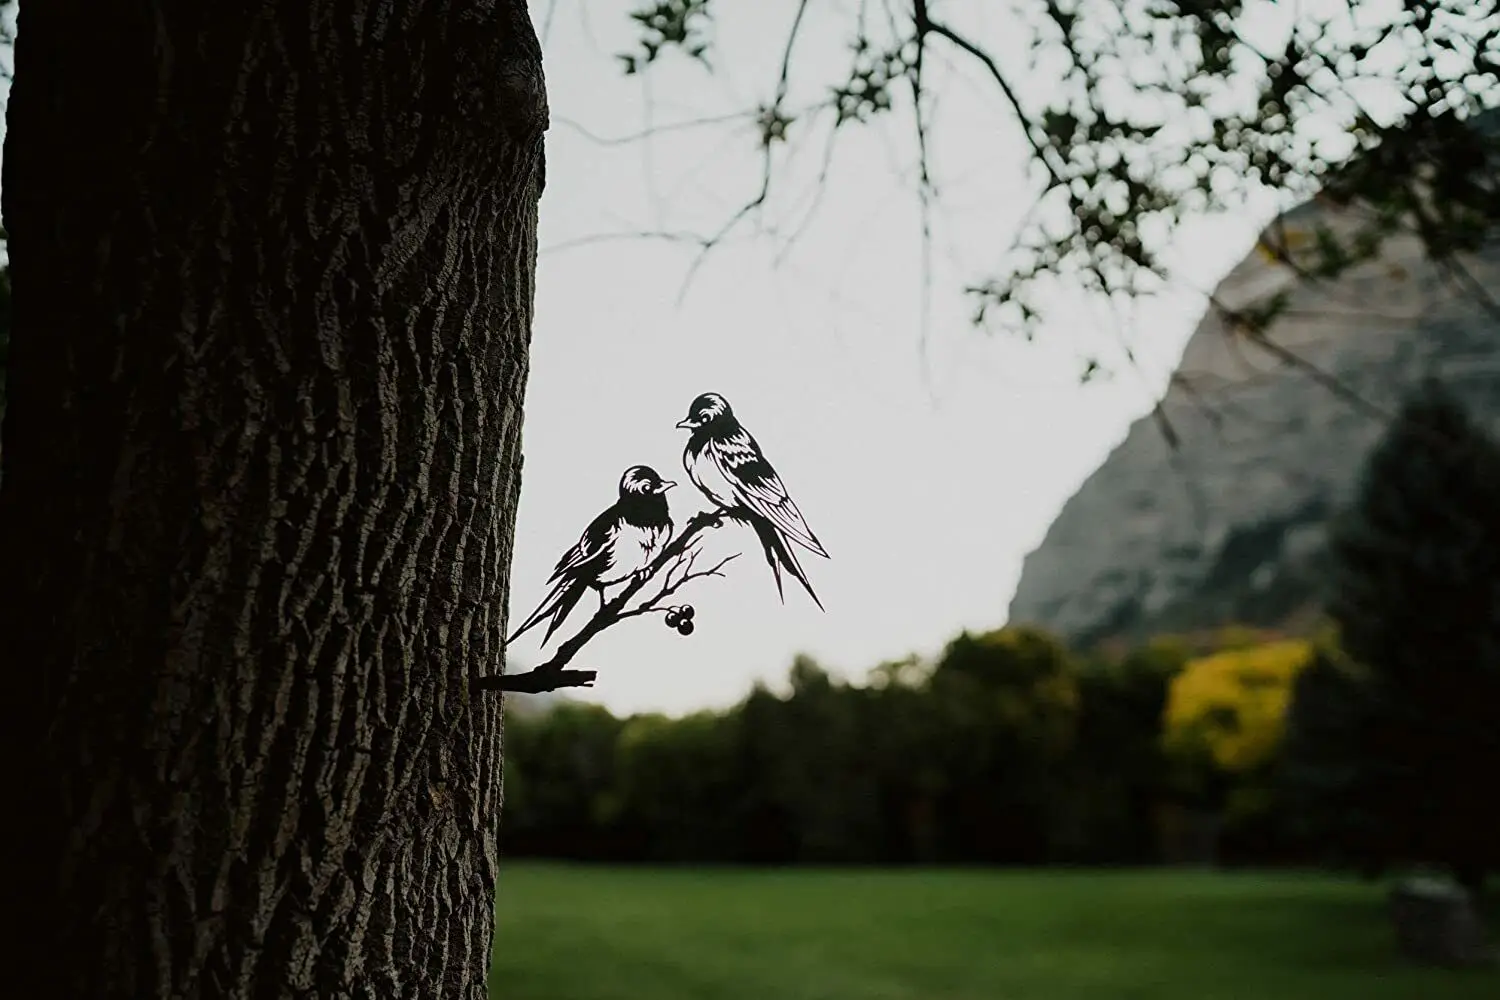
[664,604,696,636]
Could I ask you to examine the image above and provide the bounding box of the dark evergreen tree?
[1291,379,1500,890]
[1278,645,1399,876]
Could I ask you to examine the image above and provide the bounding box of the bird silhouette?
[675,392,828,609]
[507,465,676,647]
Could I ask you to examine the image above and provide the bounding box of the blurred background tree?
[504,703,629,860]
[926,627,1081,862]
[1065,638,1186,863]
[502,626,1288,867]
[503,512,1497,880]
[1278,641,1394,878]
[0,253,10,421]
[1161,637,1314,860]
[1282,380,1500,891]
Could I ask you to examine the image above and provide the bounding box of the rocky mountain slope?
[1007,196,1500,647]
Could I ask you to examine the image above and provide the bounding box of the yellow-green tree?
[1162,638,1316,826]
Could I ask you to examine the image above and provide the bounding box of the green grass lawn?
[490,864,1495,1000]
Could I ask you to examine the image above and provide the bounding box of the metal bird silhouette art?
[485,394,830,696]
[676,392,829,609]
[507,464,676,647]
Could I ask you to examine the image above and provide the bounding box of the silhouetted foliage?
[1066,639,1186,862]
[610,1,1500,359]
[1,223,10,420]
[1279,644,1394,877]
[1282,380,1500,889]
[926,627,1081,862]
[504,704,628,859]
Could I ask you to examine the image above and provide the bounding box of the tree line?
[503,625,1302,866]
[504,380,1500,889]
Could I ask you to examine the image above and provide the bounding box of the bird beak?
[657,481,677,493]
[674,418,693,429]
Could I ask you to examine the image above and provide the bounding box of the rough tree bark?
[0,2,544,996]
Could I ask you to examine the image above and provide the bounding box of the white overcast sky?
[512,0,1292,716]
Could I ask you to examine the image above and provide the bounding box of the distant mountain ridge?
[1007,194,1500,646]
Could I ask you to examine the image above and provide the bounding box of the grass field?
[490,864,1495,1000]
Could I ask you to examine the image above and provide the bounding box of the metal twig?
[474,510,732,694]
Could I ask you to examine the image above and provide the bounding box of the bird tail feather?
[507,577,589,647]
[539,581,588,647]
[750,517,825,612]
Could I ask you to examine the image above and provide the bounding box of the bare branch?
[769,113,847,266]
[906,0,942,380]
[915,11,1064,189]
[539,0,563,44]
[1207,294,1392,424]
[554,110,761,147]
[1439,256,1500,326]
[540,228,715,256]
[669,0,817,304]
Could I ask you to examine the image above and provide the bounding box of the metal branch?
[473,510,730,694]
[620,551,740,620]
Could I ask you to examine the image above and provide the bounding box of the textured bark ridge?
[0,2,544,996]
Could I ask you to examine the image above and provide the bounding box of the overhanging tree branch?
[915,6,1064,190]
[538,0,1500,420]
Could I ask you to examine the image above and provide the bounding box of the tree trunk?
[0,2,545,996]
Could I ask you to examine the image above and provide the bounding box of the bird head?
[620,465,676,496]
[675,392,732,431]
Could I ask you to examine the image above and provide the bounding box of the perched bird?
[507,465,676,647]
[675,392,829,609]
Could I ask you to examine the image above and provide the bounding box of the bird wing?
[711,429,829,558]
[545,505,621,584]
[508,505,622,645]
